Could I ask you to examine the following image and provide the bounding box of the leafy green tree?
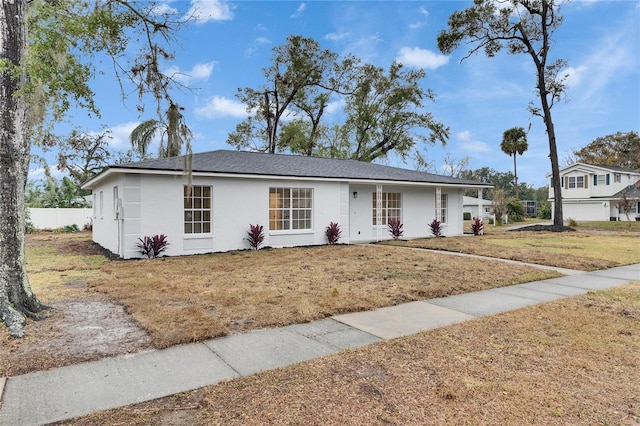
[130,102,193,158]
[229,36,448,162]
[490,189,508,225]
[500,127,528,199]
[460,167,516,199]
[343,62,449,162]
[56,129,113,195]
[570,131,640,170]
[228,35,349,154]
[438,0,568,226]
[1,0,187,337]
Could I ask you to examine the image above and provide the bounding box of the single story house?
[463,196,492,219]
[548,163,640,222]
[82,150,491,259]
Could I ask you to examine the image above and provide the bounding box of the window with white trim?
[113,186,119,217]
[568,176,576,188]
[372,192,401,225]
[269,187,313,231]
[99,191,103,219]
[614,173,621,183]
[184,186,211,234]
[576,176,584,188]
[437,193,448,223]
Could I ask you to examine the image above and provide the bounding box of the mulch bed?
[510,224,575,232]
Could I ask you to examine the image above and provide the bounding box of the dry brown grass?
[385,227,640,270]
[68,283,640,426]
[90,244,559,348]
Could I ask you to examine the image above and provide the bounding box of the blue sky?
[33,0,640,188]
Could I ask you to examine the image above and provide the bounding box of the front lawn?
[385,227,640,271]
[73,283,640,425]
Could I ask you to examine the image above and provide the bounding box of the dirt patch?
[1,297,152,377]
[1,232,152,377]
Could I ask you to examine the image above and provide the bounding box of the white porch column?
[435,186,442,221]
[477,188,483,219]
[376,184,382,241]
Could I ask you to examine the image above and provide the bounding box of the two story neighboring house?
[549,163,640,222]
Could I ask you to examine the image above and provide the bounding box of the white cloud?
[562,65,587,88]
[396,47,449,70]
[291,3,306,18]
[186,0,233,23]
[29,167,65,181]
[100,122,142,149]
[409,6,429,29]
[569,25,637,102]
[325,32,350,42]
[195,96,247,119]
[164,61,217,84]
[245,37,271,56]
[152,3,178,16]
[325,99,345,115]
[457,130,491,153]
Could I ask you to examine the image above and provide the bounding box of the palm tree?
[501,127,528,199]
[130,102,193,159]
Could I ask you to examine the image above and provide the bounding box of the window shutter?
[593,175,598,186]
[606,174,610,185]
[584,175,588,188]
[563,176,568,189]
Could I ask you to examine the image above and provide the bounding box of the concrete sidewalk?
[0,263,638,425]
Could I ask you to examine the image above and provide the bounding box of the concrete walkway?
[0,263,638,426]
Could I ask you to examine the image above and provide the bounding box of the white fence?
[28,208,93,230]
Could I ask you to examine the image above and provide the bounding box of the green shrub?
[538,200,552,219]
[567,218,578,227]
[506,199,525,222]
[63,224,80,233]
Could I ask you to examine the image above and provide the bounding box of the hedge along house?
[82,150,491,259]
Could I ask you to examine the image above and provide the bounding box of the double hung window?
[372,192,401,225]
[184,186,211,234]
[269,188,313,231]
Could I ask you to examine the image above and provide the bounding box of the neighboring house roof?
[463,196,492,205]
[557,162,640,175]
[613,182,640,200]
[84,150,492,189]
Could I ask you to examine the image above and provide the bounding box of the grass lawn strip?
[384,229,640,271]
[89,244,560,348]
[68,283,640,426]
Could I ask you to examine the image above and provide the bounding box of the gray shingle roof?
[108,150,488,186]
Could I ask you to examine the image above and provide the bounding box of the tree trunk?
[513,153,518,199]
[1,0,48,337]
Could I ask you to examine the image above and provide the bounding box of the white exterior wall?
[348,184,462,242]
[91,172,468,258]
[561,200,610,222]
[93,174,348,259]
[28,208,93,230]
[90,175,124,256]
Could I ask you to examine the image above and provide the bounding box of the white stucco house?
[549,163,640,222]
[463,196,492,219]
[82,150,491,259]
